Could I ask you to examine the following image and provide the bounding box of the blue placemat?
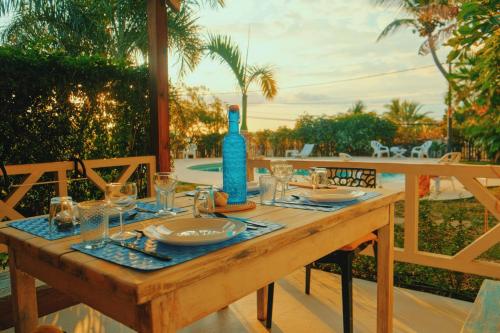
[71,221,284,271]
[9,202,187,241]
[262,192,381,212]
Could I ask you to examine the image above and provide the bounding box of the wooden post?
[377,204,394,333]
[147,0,170,172]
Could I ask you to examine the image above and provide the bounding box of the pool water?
[188,163,404,182]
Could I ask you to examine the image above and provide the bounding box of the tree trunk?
[241,93,248,132]
[428,36,449,80]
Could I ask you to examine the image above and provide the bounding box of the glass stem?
[281,182,286,200]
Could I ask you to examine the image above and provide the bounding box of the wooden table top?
[0,188,403,306]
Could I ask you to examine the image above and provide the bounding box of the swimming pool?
[188,163,404,182]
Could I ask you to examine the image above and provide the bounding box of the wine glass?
[270,161,294,200]
[154,172,178,215]
[105,182,137,241]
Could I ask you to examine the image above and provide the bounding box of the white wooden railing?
[0,156,156,221]
[1,156,498,279]
[248,158,500,279]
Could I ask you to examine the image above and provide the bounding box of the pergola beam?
[147,0,180,172]
[166,0,181,11]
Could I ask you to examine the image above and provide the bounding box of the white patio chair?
[370,140,390,158]
[411,140,433,158]
[287,144,315,158]
[182,143,197,159]
[434,152,461,193]
[339,153,352,161]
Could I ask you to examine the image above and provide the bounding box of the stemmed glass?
[270,161,294,200]
[154,172,178,215]
[105,182,137,241]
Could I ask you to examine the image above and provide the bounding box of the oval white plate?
[143,218,247,246]
[302,189,365,203]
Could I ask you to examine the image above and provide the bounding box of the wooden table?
[1,188,402,332]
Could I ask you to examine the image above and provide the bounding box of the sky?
[170,0,450,131]
[0,1,450,132]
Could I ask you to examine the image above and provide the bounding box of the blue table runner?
[9,202,186,241]
[72,221,284,271]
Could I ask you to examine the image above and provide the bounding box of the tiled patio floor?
[1,268,471,333]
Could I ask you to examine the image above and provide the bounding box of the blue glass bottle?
[222,105,247,204]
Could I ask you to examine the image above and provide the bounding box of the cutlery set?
[111,212,270,260]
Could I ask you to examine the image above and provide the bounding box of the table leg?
[256,285,270,321]
[377,204,394,333]
[139,294,176,333]
[8,247,38,333]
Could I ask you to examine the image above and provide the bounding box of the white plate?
[301,189,365,203]
[143,218,247,246]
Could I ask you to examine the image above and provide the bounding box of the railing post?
[56,169,68,197]
[404,173,419,254]
[246,160,254,182]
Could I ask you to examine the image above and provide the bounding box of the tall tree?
[204,34,278,131]
[375,0,458,79]
[383,98,434,143]
[384,98,430,125]
[347,100,367,114]
[0,0,224,72]
[447,0,499,162]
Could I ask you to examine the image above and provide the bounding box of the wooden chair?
[266,167,378,333]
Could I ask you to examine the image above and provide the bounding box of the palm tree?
[347,100,367,114]
[0,0,224,71]
[383,98,430,126]
[204,34,278,131]
[375,0,458,79]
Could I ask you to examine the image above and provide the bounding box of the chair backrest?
[339,153,352,161]
[322,167,376,188]
[438,152,461,164]
[299,144,315,157]
[370,141,380,150]
[421,140,433,152]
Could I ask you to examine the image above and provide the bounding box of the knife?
[212,212,266,228]
[108,239,171,261]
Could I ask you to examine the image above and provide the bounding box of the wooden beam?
[147,0,171,172]
[166,0,181,11]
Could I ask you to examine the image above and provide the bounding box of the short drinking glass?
[78,200,108,249]
[193,185,215,218]
[310,167,328,189]
[259,175,277,204]
[105,182,137,241]
[154,172,178,215]
[48,196,76,235]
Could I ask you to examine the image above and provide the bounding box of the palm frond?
[245,65,278,100]
[377,18,417,42]
[167,6,203,76]
[184,0,225,9]
[204,33,245,90]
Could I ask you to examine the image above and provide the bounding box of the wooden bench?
[461,279,500,333]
